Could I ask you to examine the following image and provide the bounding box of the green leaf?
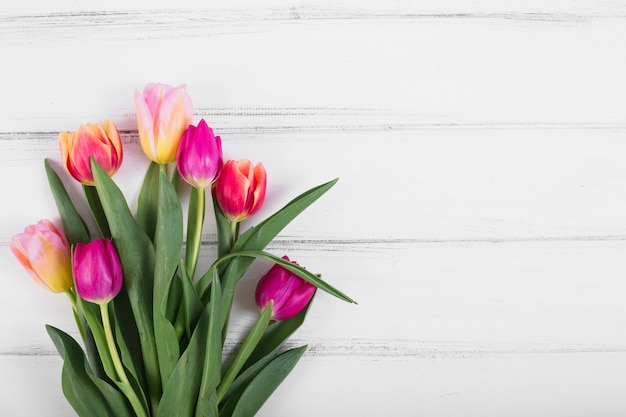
[216,302,272,403]
[229,346,307,417]
[235,178,338,253]
[44,159,90,244]
[154,172,183,389]
[83,184,111,238]
[219,296,313,407]
[158,300,213,417]
[196,271,222,417]
[212,192,233,258]
[179,262,204,340]
[91,158,161,410]
[135,161,161,242]
[46,325,132,417]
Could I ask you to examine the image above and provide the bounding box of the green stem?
[185,186,205,280]
[230,220,239,248]
[216,301,273,402]
[159,163,168,177]
[65,289,85,341]
[100,303,148,417]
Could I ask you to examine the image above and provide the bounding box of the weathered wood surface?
[1,1,625,415]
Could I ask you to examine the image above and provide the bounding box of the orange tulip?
[59,120,123,186]
[213,159,267,222]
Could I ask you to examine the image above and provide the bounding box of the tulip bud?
[176,119,223,188]
[72,239,123,304]
[134,83,193,163]
[58,120,123,186]
[10,220,73,293]
[213,159,267,222]
[255,256,316,321]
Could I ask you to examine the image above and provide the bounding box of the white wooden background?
[1,1,626,415]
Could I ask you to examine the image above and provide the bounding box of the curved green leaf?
[46,325,132,417]
[154,172,183,388]
[91,159,161,411]
[135,161,160,241]
[229,346,307,417]
[44,159,90,244]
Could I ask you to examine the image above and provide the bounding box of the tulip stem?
[230,220,239,247]
[159,163,168,177]
[185,186,205,280]
[65,289,85,341]
[100,303,148,417]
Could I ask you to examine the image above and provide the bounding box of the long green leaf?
[158,301,212,417]
[91,159,161,412]
[83,184,111,237]
[219,295,313,409]
[154,172,183,389]
[44,159,90,244]
[212,192,233,258]
[196,271,222,417]
[135,161,160,241]
[179,262,204,340]
[229,346,307,417]
[46,325,132,417]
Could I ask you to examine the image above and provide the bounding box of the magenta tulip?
[176,119,223,188]
[72,239,123,304]
[255,256,316,321]
[11,220,72,293]
[213,159,267,222]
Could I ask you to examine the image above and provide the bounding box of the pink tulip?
[10,220,72,293]
[213,159,267,222]
[72,239,123,304]
[134,83,193,163]
[58,120,123,186]
[176,119,223,188]
[255,256,316,321]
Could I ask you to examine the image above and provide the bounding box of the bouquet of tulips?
[11,83,354,417]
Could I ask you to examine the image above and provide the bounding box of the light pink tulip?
[11,220,73,293]
[134,83,193,163]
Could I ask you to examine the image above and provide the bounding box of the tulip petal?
[135,89,158,161]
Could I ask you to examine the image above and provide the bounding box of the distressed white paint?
[1,1,625,415]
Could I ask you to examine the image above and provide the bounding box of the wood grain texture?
[1,0,625,415]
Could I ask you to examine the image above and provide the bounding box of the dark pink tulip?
[213,159,266,222]
[176,119,223,188]
[73,239,123,304]
[255,256,316,321]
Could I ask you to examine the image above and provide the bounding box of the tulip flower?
[58,120,123,186]
[176,119,223,188]
[72,239,122,305]
[10,220,72,293]
[213,159,267,223]
[255,256,316,321]
[134,83,193,163]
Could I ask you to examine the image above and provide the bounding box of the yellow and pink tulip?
[10,220,73,293]
[134,83,193,163]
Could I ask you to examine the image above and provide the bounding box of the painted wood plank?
[3,128,626,244]
[0,11,625,131]
[1,351,625,416]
